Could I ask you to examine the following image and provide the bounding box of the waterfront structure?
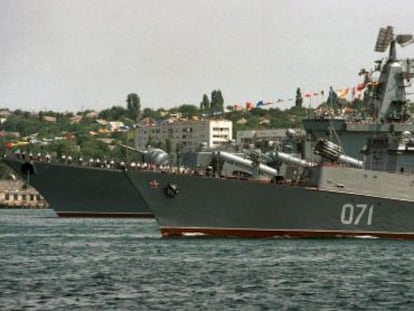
[0,180,48,209]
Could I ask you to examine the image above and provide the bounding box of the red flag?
[357,83,365,91]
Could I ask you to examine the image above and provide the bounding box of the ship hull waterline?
[3,158,153,218]
[56,211,153,218]
[126,171,414,239]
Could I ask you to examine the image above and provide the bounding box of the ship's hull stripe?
[160,227,414,239]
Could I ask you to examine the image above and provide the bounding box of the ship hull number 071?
[340,203,374,225]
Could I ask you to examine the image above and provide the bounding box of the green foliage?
[0,115,42,137]
[47,139,79,158]
[0,114,70,137]
[79,137,110,159]
[141,108,166,120]
[210,90,224,113]
[126,93,141,122]
[177,104,198,117]
[200,94,210,110]
[98,106,128,120]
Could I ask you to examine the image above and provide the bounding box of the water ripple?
[1,209,414,310]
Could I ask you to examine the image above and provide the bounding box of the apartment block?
[135,119,233,153]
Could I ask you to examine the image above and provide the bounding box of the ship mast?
[371,26,414,123]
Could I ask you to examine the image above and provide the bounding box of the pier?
[0,180,48,209]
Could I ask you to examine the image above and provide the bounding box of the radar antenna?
[374,26,414,60]
[374,26,394,52]
[396,34,414,47]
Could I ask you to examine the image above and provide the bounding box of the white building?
[135,119,233,153]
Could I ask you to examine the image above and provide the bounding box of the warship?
[124,26,414,239]
[1,148,169,217]
[125,136,414,239]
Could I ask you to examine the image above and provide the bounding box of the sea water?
[1,209,414,310]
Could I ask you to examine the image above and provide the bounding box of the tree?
[99,106,128,120]
[48,139,79,159]
[79,137,110,159]
[142,108,156,119]
[210,90,224,112]
[177,104,198,117]
[295,88,303,108]
[200,94,210,110]
[126,93,141,122]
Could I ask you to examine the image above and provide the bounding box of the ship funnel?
[216,151,278,177]
[314,138,363,168]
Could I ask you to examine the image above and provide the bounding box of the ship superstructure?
[303,26,414,159]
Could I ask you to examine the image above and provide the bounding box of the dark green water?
[1,209,414,310]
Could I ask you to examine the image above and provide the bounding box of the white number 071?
[340,203,374,225]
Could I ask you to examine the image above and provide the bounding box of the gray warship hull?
[125,169,414,239]
[3,158,152,218]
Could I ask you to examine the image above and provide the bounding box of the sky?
[2,0,414,113]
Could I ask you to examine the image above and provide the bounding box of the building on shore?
[135,119,233,162]
[0,180,48,209]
